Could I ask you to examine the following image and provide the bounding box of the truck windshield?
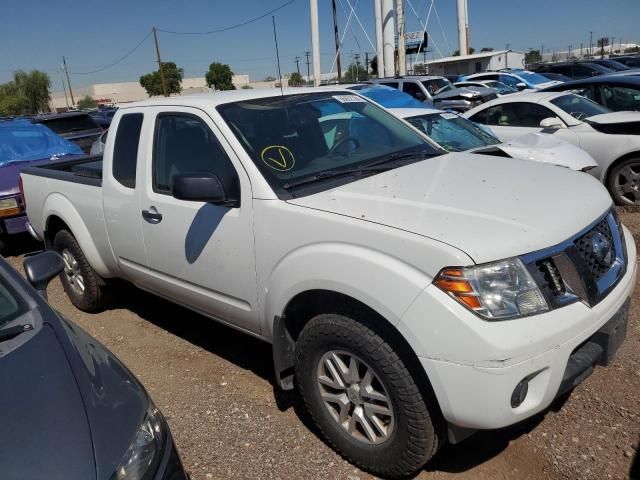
[217,92,440,196]
[405,112,500,152]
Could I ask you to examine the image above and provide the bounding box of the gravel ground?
[4,208,640,480]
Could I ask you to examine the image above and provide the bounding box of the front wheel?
[607,157,640,206]
[53,229,105,312]
[295,313,441,479]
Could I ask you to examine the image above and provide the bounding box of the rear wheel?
[295,313,440,479]
[53,229,105,312]
[607,157,640,205]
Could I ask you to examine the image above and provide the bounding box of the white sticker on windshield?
[333,94,365,103]
[441,112,458,119]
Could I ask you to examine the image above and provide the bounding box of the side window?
[574,86,596,102]
[153,114,239,197]
[602,85,640,111]
[402,82,425,100]
[550,65,572,76]
[112,113,143,188]
[469,108,489,125]
[477,74,498,81]
[380,82,399,88]
[490,102,557,127]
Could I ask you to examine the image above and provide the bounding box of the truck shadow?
[1,233,42,258]
[109,280,556,476]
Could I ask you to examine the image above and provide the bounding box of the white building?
[422,50,525,76]
[540,43,639,63]
[51,74,252,110]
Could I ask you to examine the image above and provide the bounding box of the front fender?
[261,242,434,338]
[43,193,111,277]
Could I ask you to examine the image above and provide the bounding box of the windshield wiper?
[0,323,33,342]
[282,149,437,191]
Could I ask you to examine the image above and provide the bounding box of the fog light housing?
[511,379,529,408]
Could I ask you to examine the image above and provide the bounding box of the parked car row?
[17,87,636,479]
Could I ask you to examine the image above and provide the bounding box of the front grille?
[523,209,627,309]
[574,217,615,283]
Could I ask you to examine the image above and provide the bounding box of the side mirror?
[172,173,238,206]
[516,82,527,90]
[23,251,65,300]
[540,117,565,129]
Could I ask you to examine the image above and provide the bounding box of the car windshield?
[485,81,518,94]
[550,93,611,120]
[0,275,27,329]
[217,92,439,196]
[422,78,454,95]
[405,112,500,152]
[515,71,554,85]
[37,115,100,134]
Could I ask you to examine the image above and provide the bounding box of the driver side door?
[136,107,259,333]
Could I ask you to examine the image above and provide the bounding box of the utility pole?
[456,0,469,56]
[374,0,385,78]
[365,51,370,77]
[354,53,361,82]
[295,56,301,75]
[62,56,75,107]
[589,31,593,58]
[611,37,616,55]
[395,0,406,76]
[305,51,311,84]
[59,71,69,110]
[152,27,168,97]
[332,0,342,82]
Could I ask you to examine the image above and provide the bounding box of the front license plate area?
[593,298,629,366]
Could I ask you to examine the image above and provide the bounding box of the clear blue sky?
[1,0,638,89]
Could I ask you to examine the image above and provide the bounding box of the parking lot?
[4,207,639,480]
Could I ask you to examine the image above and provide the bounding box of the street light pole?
[152,27,168,97]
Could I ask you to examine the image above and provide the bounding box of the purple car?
[0,120,84,250]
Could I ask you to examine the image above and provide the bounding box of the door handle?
[142,207,163,223]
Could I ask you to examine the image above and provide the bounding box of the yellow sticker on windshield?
[261,145,295,171]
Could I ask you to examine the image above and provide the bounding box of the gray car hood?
[287,152,612,263]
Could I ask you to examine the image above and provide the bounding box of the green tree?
[0,70,51,114]
[452,47,475,56]
[78,95,98,109]
[205,62,235,91]
[288,72,303,86]
[139,62,183,97]
[344,62,368,82]
[480,47,494,52]
[525,49,542,65]
[369,55,378,76]
[0,95,29,116]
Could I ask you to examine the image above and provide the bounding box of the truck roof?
[120,87,351,110]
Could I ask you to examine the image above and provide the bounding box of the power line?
[158,0,298,35]
[70,30,153,75]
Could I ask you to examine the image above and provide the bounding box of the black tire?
[295,313,440,480]
[53,229,105,312]
[606,157,640,206]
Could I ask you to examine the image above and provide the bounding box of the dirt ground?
[4,208,640,480]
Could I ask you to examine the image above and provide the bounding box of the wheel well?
[604,151,640,187]
[274,289,445,434]
[44,215,70,249]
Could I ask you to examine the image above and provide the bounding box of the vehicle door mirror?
[516,82,527,90]
[540,117,565,129]
[23,251,65,300]
[172,173,238,207]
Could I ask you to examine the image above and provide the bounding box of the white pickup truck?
[21,88,636,479]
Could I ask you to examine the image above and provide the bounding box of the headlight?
[115,405,166,480]
[0,197,19,218]
[434,258,548,320]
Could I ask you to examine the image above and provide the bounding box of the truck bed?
[21,155,103,187]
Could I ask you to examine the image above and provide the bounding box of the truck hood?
[286,153,612,264]
[472,133,598,171]
[434,86,494,100]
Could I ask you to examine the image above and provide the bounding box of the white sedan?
[391,107,596,171]
[463,91,640,205]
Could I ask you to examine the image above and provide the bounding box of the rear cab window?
[112,113,143,188]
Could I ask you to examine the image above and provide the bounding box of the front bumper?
[400,227,637,431]
[156,432,189,480]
